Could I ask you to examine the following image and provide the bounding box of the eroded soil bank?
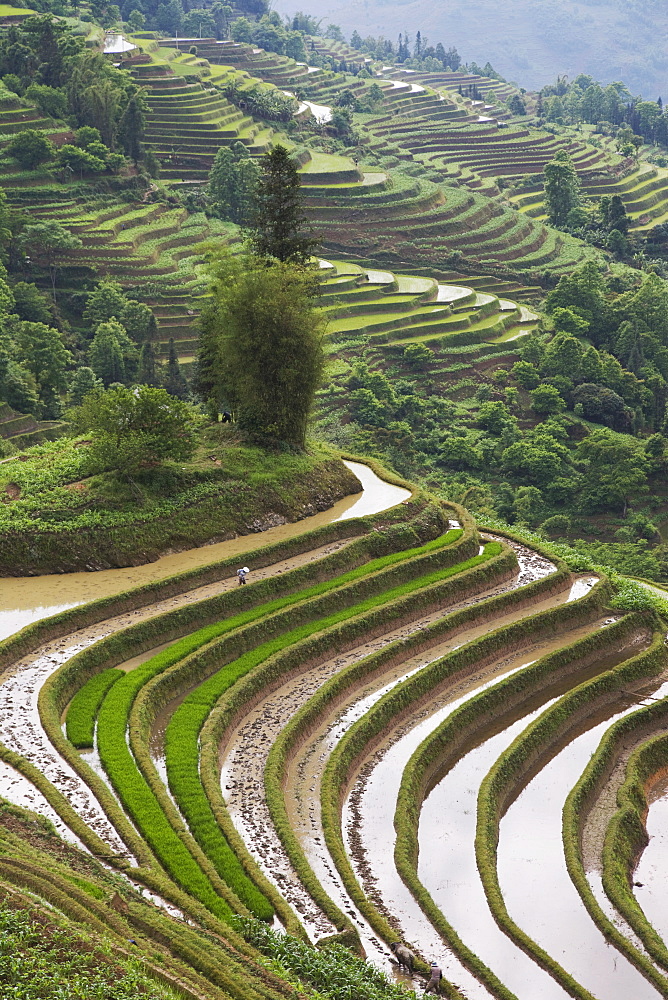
[0,455,363,576]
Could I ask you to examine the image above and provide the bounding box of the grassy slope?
[0,427,360,574]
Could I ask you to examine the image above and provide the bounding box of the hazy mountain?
[271,0,668,97]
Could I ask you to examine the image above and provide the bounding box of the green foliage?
[198,254,324,448]
[0,905,178,1000]
[238,919,413,1000]
[65,667,122,748]
[207,145,259,226]
[530,383,565,414]
[87,318,137,386]
[543,151,581,228]
[248,144,316,265]
[74,384,194,475]
[7,129,54,169]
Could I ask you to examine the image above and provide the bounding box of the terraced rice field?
[2,459,668,999]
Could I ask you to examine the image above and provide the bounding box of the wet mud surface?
[0,536,369,865]
[498,658,668,1000]
[0,461,408,641]
[0,462,409,884]
[344,611,605,999]
[0,636,132,857]
[217,537,560,973]
[0,759,84,848]
[627,762,668,948]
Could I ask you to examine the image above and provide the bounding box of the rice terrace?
[4,1,668,999]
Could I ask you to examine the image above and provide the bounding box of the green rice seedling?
[96,528,464,918]
[65,668,123,749]
[97,681,236,924]
[164,544,497,917]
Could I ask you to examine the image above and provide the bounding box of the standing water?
[0,462,409,642]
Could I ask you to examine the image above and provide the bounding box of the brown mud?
[215,538,560,976]
[0,461,409,642]
[0,462,409,862]
[342,607,607,999]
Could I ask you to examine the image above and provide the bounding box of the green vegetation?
[0,904,178,1000]
[238,918,417,1000]
[8,10,668,1000]
[65,667,122,748]
[197,254,324,448]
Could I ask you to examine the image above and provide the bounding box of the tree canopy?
[197,254,324,448]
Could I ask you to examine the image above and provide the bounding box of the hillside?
[2,467,668,1000]
[270,0,668,96]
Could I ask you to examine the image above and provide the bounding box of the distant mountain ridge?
[271,0,668,97]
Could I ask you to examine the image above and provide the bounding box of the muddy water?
[497,674,668,1000]
[418,638,632,1000]
[0,760,84,848]
[0,461,408,643]
[0,462,409,866]
[631,772,668,946]
[217,540,559,958]
[345,615,608,999]
[0,637,132,858]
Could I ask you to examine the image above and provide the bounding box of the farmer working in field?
[424,962,442,994]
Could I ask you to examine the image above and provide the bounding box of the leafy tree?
[438,437,481,470]
[208,146,259,225]
[120,299,157,343]
[508,94,526,115]
[155,0,182,34]
[530,384,566,414]
[231,17,253,42]
[576,429,647,514]
[248,144,317,264]
[57,143,106,177]
[511,360,540,388]
[118,93,145,163]
[68,366,103,406]
[571,382,629,430]
[15,320,70,415]
[12,282,52,324]
[75,384,194,477]
[513,485,545,525]
[182,9,217,36]
[83,280,128,330]
[545,261,609,345]
[542,333,585,381]
[18,221,82,299]
[127,9,145,31]
[0,358,40,414]
[137,341,160,387]
[541,514,571,538]
[502,440,564,484]
[198,254,324,448]
[7,129,53,169]
[164,339,188,399]
[543,151,581,228]
[88,318,138,386]
[403,343,434,368]
[476,400,514,435]
[24,83,67,119]
[551,307,589,337]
